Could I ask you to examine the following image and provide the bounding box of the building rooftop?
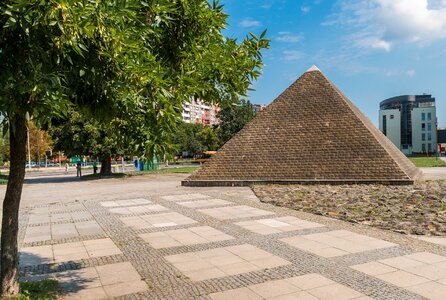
[380,95,435,109]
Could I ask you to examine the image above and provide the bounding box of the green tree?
[217,99,257,144]
[0,0,268,295]
[172,123,220,155]
[0,129,9,164]
[28,121,53,165]
[197,127,220,151]
[173,123,205,156]
[50,110,124,174]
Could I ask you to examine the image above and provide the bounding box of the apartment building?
[182,99,220,126]
[379,95,437,154]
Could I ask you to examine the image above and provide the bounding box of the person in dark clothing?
[93,160,98,174]
[76,161,82,177]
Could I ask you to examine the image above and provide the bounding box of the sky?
[221,0,446,127]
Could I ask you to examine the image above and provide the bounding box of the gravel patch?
[253,180,446,236]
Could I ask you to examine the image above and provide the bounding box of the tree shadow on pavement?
[20,252,97,297]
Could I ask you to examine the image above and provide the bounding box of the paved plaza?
[4,173,446,299]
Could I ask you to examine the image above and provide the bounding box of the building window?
[422,144,426,152]
[422,133,426,141]
[390,115,394,119]
[428,143,432,152]
[428,132,432,141]
[422,112,426,121]
[402,145,409,149]
[428,123,432,131]
[422,123,426,131]
[428,112,432,121]
[382,115,387,135]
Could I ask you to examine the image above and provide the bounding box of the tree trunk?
[100,157,112,175]
[1,113,27,296]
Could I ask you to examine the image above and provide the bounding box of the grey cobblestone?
[17,188,433,299]
[26,217,94,227]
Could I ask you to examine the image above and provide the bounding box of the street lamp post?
[25,112,31,169]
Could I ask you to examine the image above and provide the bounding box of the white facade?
[379,109,402,151]
[253,104,267,112]
[379,95,437,154]
[411,107,437,153]
[182,99,220,126]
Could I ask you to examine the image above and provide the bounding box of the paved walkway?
[421,166,446,180]
[13,175,446,299]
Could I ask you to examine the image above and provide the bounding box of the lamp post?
[25,112,31,169]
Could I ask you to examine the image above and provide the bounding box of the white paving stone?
[281,230,396,257]
[161,193,211,201]
[236,216,324,235]
[100,199,152,207]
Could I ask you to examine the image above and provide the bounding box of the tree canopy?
[0,0,268,295]
[217,99,257,145]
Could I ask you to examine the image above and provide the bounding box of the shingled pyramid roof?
[183,66,422,186]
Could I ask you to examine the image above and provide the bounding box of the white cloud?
[276,32,304,43]
[333,0,446,51]
[282,50,303,61]
[260,4,272,9]
[356,37,391,52]
[385,69,416,77]
[301,6,311,13]
[239,19,261,28]
[407,69,416,77]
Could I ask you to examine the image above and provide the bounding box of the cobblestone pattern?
[98,195,424,299]
[25,206,89,214]
[21,233,108,248]
[153,193,424,299]
[207,189,446,256]
[26,217,95,227]
[18,213,29,249]
[18,192,429,300]
[331,246,415,266]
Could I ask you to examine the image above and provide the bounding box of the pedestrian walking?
[65,163,69,174]
[76,160,82,177]
[93,159,98,174]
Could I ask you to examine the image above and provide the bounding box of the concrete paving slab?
[140,226,234,249]
[100,199,152,207]
[161,193,211,201]
[165,243,290,281]
[210,274,367,300]
[281,230,396,257]
[15,176,446,299]
[108,204,168,215]
[198,205,274,220]
[236,216,324,235]
[121,212,197,230]
[177,199,233,208]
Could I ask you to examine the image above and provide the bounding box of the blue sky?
[221,0,446,127]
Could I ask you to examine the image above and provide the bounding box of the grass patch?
[0,173,7,185]
[4,279,59,300]
[409,157,446,167]
[126,166,200,175]
[151,166,200,173]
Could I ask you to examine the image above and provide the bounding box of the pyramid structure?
[183,66,422,186]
